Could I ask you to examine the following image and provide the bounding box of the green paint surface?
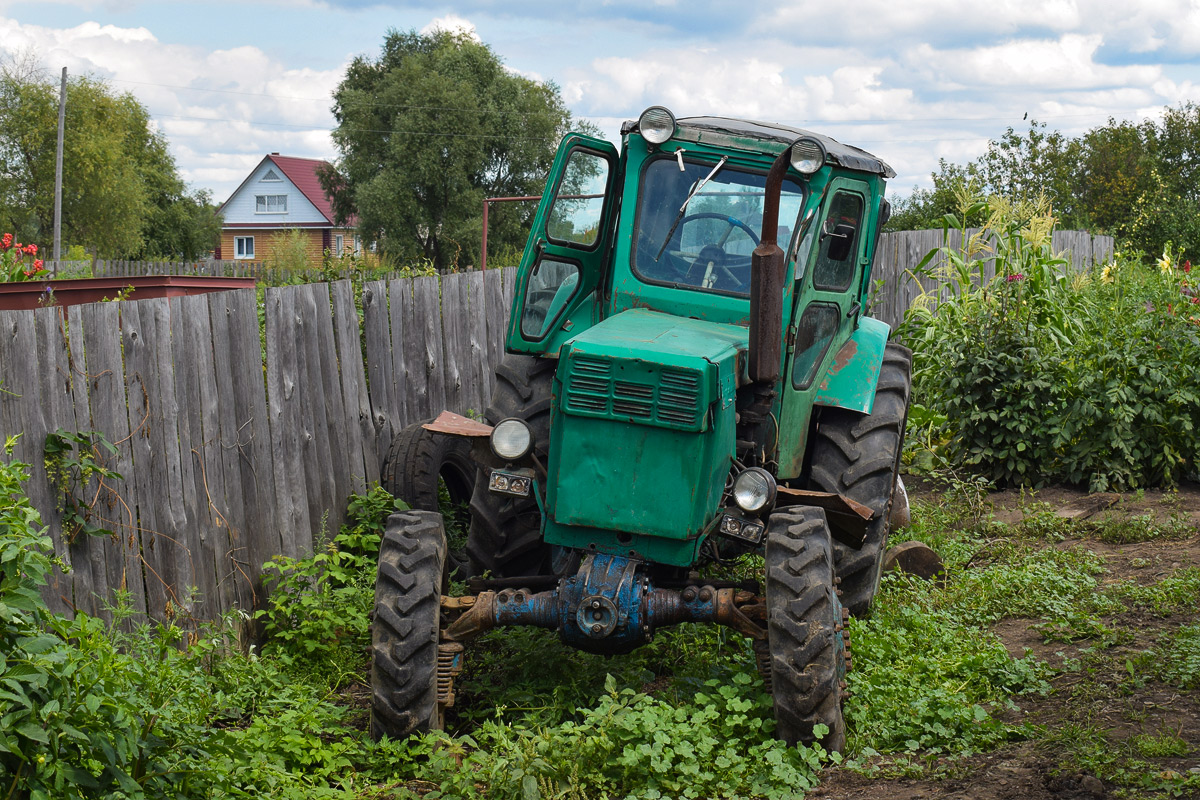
[545,309,744,563]
[814,315,890,414]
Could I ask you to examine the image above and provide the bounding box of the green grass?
[6,448,1200,798]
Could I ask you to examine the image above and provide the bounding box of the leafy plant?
[42,429,124,542]
[255,485,407,682]
[0,233,45,281]
[901,189,1200,490]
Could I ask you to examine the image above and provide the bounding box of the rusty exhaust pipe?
[748,145,793,384]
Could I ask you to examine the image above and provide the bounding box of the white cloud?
[0,17,343,200]
[420,14,481,42]
[907,34,1161,90]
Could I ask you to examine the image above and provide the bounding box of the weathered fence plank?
[80,302,147,624]
[386,278,412,430]
[441,274,469,416]
[413,275,447,419]
[217,289,279,605]
[331,281,377,492]
[463,271,490,419]
[362,280,394,456]
[265,288,312,559]
[31,307,77,616]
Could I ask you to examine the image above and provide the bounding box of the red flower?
[33,259,43,271]
[1192,297,1199,305]
[1185,260,1192,273]
[23,243,36,255]
[1006,273,1025,282]
[1,233,11,250]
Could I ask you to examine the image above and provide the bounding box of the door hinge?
[785,324,797,353]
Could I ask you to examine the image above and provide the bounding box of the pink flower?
[1006,273,1025,282]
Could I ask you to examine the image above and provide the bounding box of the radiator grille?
[564,355,703,431]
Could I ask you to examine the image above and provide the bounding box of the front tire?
[808,342,912,616]
[764,507,848,752]
[370,511,446,740]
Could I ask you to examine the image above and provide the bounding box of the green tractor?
[372,106,912,751]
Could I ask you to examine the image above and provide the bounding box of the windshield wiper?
[654,156,729,262]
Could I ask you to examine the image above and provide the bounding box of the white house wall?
[221,160,328,224]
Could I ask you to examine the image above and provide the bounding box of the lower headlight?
[491,418,533,459]
[732,468,777,515]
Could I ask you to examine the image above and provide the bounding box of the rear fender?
[812,316,889,415]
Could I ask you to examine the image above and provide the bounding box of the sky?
[1,0,1197,205]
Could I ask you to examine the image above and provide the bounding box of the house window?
[256,194,288,213]
[235,236,255,259]
[334,234,344,256]
[354,235,363,255]
[261,169,282,182]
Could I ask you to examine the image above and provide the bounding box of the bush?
[903,190,1200,489]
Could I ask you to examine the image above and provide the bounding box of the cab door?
[776,176,872,477]
[507,134,619,356]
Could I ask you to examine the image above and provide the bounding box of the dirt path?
[819,481,1200,800]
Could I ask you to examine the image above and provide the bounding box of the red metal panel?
[0,276,257,311]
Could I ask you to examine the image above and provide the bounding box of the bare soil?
[820,481,1200,800]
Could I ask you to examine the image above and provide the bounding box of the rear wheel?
[370,511,446,740]
[381,420,476,574]
[808,342,912,616]
[381,419,476,514]
[764,507,848,751]
[466,355,555,577]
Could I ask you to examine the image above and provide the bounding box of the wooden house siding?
[220,160,327,225]
[219,228,355,267]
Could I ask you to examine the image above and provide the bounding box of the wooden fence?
[0,269,516,625]
[3,228,1111,624]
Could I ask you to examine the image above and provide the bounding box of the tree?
[886,107,1200,259]
[0,59,214,259]
[322,29,583,270]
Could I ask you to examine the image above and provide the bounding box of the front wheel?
[370,511,447,740]
[764,507,848,751]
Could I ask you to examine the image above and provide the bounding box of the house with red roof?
[215,153,357,264]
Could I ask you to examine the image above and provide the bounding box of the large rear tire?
[808,342,912,617]
[465,355,556,577]
[764,507,848,751]
[380,419,477,514]
[370,511,446,740]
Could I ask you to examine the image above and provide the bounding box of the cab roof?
[661,115,895,179]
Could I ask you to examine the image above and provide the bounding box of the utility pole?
[53,67,66,268]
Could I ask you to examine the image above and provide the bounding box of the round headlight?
[638,106,676,145]
[732,468,777,514]
[790,137,826,175]
[491,418,533,460]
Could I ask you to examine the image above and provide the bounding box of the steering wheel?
[678,212,760,246]
[669,213,759,289]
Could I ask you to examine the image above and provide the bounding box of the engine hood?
[557,308,748,432]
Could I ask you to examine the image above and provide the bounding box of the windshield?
[632,156,806,296]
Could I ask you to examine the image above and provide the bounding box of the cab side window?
[811,192,863,291]
[546,150,609,248]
